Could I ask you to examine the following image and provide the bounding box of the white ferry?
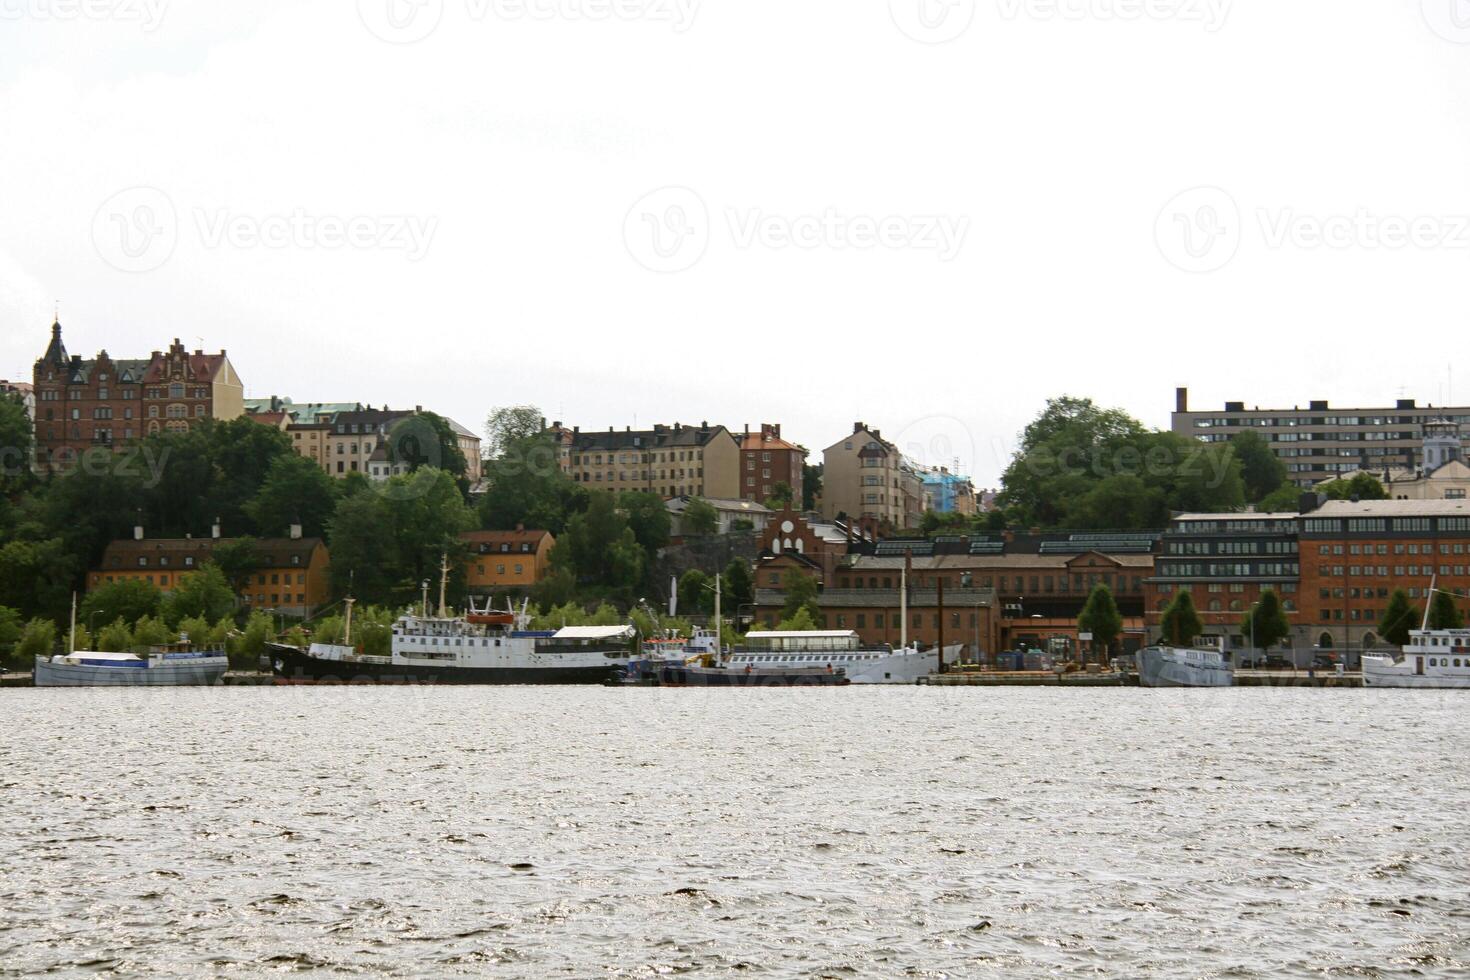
[725,630,950,685]
[1136,645,1235,688]
[1362,630,1470,689]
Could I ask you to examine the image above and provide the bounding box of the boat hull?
[268,644,622,685]
[33,659,227,687]
[1136,647,1234,688]
[1362,655,1470,689]
[652,665,849,687]
[844,649,941,684]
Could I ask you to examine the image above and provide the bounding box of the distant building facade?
[462,529,554,593]
[1172,386,1470,487]
[1322,420,1470,501]
[919,466,978,515]
[666,496,772,536]
[736,423,805,503]
[32,321,243,467]
[820,422,924,529]
[1,380,35,420]
[549,422,741,499]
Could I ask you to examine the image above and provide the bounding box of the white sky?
[2,0,1469,486]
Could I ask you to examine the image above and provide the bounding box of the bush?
[96,618,135,654]
[16,618,57,661]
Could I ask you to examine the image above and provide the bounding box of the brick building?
[736,423,805,503]
[1299,499,1470,653]
[32,320,243,467]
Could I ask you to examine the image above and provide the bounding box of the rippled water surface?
[2,687,1468,977]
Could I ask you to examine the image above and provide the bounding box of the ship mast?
[438,553,450,619]
[343,596,356,648]
[713,572,722,666]
[69,592,77,654]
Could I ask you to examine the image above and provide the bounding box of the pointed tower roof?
[40,319,67,368]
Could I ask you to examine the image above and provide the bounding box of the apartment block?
[820,422,925,529]
[548,422,741,499]
[736,423,805,503]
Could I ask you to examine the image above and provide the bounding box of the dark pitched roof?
[571,423,735,452]
[96,536,325,571]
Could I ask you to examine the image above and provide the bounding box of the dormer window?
[137,557,148,567]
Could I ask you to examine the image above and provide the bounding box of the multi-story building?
[32,320,244,467]
[0,380,35,420]
[89,523,331,617]
[756,529,1158,657]
[1298,499,1470,653]
[246,398,480,482]
[325,406,413,477]
[1172,387,1470,487]
[549,422,741,499]
[462,529,554,594]
[666,496,772,536]
[735,423,805,503]
[820,422,925,529]
[919,466,978,515]
[1324,420,1470,501]
[1146,511,1306,652]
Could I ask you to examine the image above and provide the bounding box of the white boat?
[1362,630,1470,689]
[35,645,228,687]
[1136,645,1235,687]
[725,631,957,684]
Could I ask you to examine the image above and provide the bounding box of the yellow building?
[821,422,925,529]
[462,529,555,593]
[549,422,741,499]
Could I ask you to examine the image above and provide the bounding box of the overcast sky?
[3,0,1469,486]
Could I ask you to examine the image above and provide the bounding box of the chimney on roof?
[289,520,303,540]
[134,523,144,541]
[211,518,222,539]
[854,421,863,434]
[1175,387,1189,413]
[515,523,525,532]
[415,405,422,413]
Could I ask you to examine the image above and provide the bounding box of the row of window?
[572,450,704,465]
[1303,518,1468,533]
[1315,565,1468,578]
[1320,542,1470,556]
[1167,541,1298,556]
[1158,563,1300,577]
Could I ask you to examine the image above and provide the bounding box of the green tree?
[1062,475,1167,530]
[1380,589,1417,647]
[765,482,795,511]
[548,492,645,601]
[781,569,822,623]
[328,469,475,607]
[205,417,296,533]
[483,405,546,459]
[244,454,340,538]
[678,569,713,616]
[229,610,275,669]
[96,618,135,654]
[1230,430,1288,504]
[0,606,21,663]
[388,412,468,484]
[16,618,57,660]
[1258,484,1303,514]
[723,559,754,620]
[1159,589,1204,647]
[619,491,672,564]
[1242,589,1291,650]
[0,537,77,623]
[682,497,719,535]
[1319,472,1389,501]
[1078,584,1123,659]
[162,564,237,626]
[79,579,163,628]
[529,567,577,609]
[477,432,586,536]
[208,537,261,594]
[776,605,820,632]
[0,391,33,495]
[802,464,822,512]
[1427,589,1465,630]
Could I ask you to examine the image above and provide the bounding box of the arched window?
[1361,632,1378,649]
[1317,632,1334,649]
[1209,600,1222,611]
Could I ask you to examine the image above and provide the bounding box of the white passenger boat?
[1136,645,1235,688]
[1362,630,1470,689]
[725,631,954,685]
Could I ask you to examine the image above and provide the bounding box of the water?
[2,687,1468,977]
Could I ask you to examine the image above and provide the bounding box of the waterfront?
[2,688,1467,977]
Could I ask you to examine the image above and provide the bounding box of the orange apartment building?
[462,529,555,594]
[89,527,331,617]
